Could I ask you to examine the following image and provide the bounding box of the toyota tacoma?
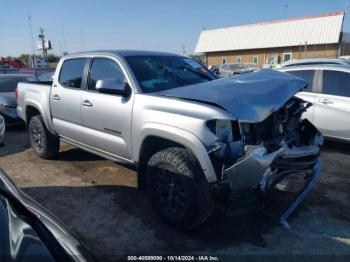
[17,51,323,229]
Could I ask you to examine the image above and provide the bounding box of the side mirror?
[95,79,131,97]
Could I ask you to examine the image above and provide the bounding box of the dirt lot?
[1,126,350,260]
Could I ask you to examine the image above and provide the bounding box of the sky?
[1,0,350,57]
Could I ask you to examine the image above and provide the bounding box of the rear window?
[59,58,86,88]
[286,70,315,92]
[0,77,31,93]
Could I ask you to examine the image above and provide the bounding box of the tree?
[17,54,31,64]
[46,54,60,63]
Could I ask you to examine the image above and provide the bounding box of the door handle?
[52,94,61,101]
[319,98,334,105]
[81,100,93,107]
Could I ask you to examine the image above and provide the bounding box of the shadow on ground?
[3,127,350,257]
[54,147,104,162]
[323,140,350,155]
[21,183,309,257]
[0,125,29,157]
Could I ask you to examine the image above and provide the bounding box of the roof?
[195,11,345,53]
[66,50,184,58]
[278,63,350,72]
[280,58,350,67]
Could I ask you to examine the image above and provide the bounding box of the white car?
[219,63,256,78]
[278,64,350,142]
[0,115,5,146]
[280,58,350,67]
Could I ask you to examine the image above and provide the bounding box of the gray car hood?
[158,69,308,122]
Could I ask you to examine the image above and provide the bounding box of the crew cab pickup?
[17,50,323,229]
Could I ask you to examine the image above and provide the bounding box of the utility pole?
[345,2,349,14]
[27,15,36,68]
[27,15,36,54]
[182,45,186,56]
[304,41,308,59]
[39,28,47,60]
[284,4,288,19]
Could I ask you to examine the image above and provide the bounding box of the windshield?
[125,56,216,93]
[0,76,32,93]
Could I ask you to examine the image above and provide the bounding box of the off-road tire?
[146,147,214,229]
[28,115,60,159]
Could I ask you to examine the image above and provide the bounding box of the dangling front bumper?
[279,159,322,228]
[222,133,323,228]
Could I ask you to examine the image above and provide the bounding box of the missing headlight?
[206,120,241,143]
[207,119,244,168]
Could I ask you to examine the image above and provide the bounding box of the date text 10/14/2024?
[127,256,220,261]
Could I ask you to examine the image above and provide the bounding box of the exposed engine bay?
[207,96,323,228]
[242,97,314,152]
[208,97,322,175]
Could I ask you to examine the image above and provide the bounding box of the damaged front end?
[207,97,323,228]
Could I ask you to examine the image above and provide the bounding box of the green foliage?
[46,54,60,63]
[17,54,44,63]
[17,54,31,63]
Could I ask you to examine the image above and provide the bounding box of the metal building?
[195,11,350,67]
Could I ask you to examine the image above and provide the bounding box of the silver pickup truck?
[17,50,323,229]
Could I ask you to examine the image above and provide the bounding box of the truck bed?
[16,82,55,133]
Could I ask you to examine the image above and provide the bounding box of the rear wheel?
[146,147,214,229]
[28,115,59,159]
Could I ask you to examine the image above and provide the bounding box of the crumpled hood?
[158,69,308,122]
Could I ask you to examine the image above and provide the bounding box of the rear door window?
[286,70,315,92]
[322,70,350,97]
[59,58,86,89]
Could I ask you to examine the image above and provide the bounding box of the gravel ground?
[0,125,349,260]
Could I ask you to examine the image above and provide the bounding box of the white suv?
[278,64,350,142]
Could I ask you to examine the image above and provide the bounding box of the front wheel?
[146,147,214,229]
[28,115,60,159]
